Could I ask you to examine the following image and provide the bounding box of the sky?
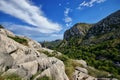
[0,0,120,41]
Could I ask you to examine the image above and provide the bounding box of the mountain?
[64,23,93,41]
[63,10,120,46]
[56,10,120,79]
[40,39,62,49]
[82,10,120,45]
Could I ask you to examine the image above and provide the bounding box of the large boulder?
[73,69,96,80]
[2,68,31,80]
[34,57,69,80]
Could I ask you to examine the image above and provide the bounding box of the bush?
[8,36,28,46]
[37,76,51,80]
[0,73,21,80]
[56,38,120,79]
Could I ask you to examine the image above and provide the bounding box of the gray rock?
[0,30,69,80]
[74,60,87,67]
[73,70,96,80]
[64,23,92,41]
[34,57,69,80]
[0,28,15,37]
[75,67,88,74]
[2,68,32,80]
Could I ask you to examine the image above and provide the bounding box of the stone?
[75,67,88,74]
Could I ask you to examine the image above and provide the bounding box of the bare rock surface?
[0,29,69,80]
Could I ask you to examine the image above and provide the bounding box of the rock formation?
[0,27,69,80]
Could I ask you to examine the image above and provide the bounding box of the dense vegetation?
[8,36,28,46]
[40,39,62,49]
[37,76,51,80]
[55,38,120,79]
[0,73,21,80]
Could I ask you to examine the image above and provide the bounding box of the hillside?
[56,10,120,79]
[40,39,62,49]
[82,10,120,45]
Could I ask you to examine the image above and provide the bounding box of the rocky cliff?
[64,23,92,41]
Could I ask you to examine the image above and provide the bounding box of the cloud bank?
[0,0,62,33]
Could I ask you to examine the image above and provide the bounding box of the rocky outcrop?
[0,28,15,37]
[73,69,96,80]
[34,57,69,80]
[64,23,92,41]
[0,28,69,80]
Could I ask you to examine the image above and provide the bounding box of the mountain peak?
[64,23,92,41]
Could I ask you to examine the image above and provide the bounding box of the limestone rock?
[74,60,87,67]
[34,57,69,80]
[0,29,69,80]
[2,68,31,80]
[0,51,13,72]
[73,70,96,80]
[75,67,88,74]
[0,28,15,37]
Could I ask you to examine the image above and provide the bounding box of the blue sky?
[0,0,120,41]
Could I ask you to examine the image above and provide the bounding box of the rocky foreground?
[0,27,69,80]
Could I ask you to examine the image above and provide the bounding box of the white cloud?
[64,8,72,27]
[77,0,106,9]
[2,23,63,41]
[66,22,72,27]
[0,0,62,33]
[64,8,71,17]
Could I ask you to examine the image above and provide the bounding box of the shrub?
[37,76,51,80]
[8,36,28,46]
[0,73,21,80]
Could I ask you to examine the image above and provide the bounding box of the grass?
[87,67,109,78]
[56,55,82,80]
[37,76,52,80]
[8,36,28,46]
[0,73,21,80]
